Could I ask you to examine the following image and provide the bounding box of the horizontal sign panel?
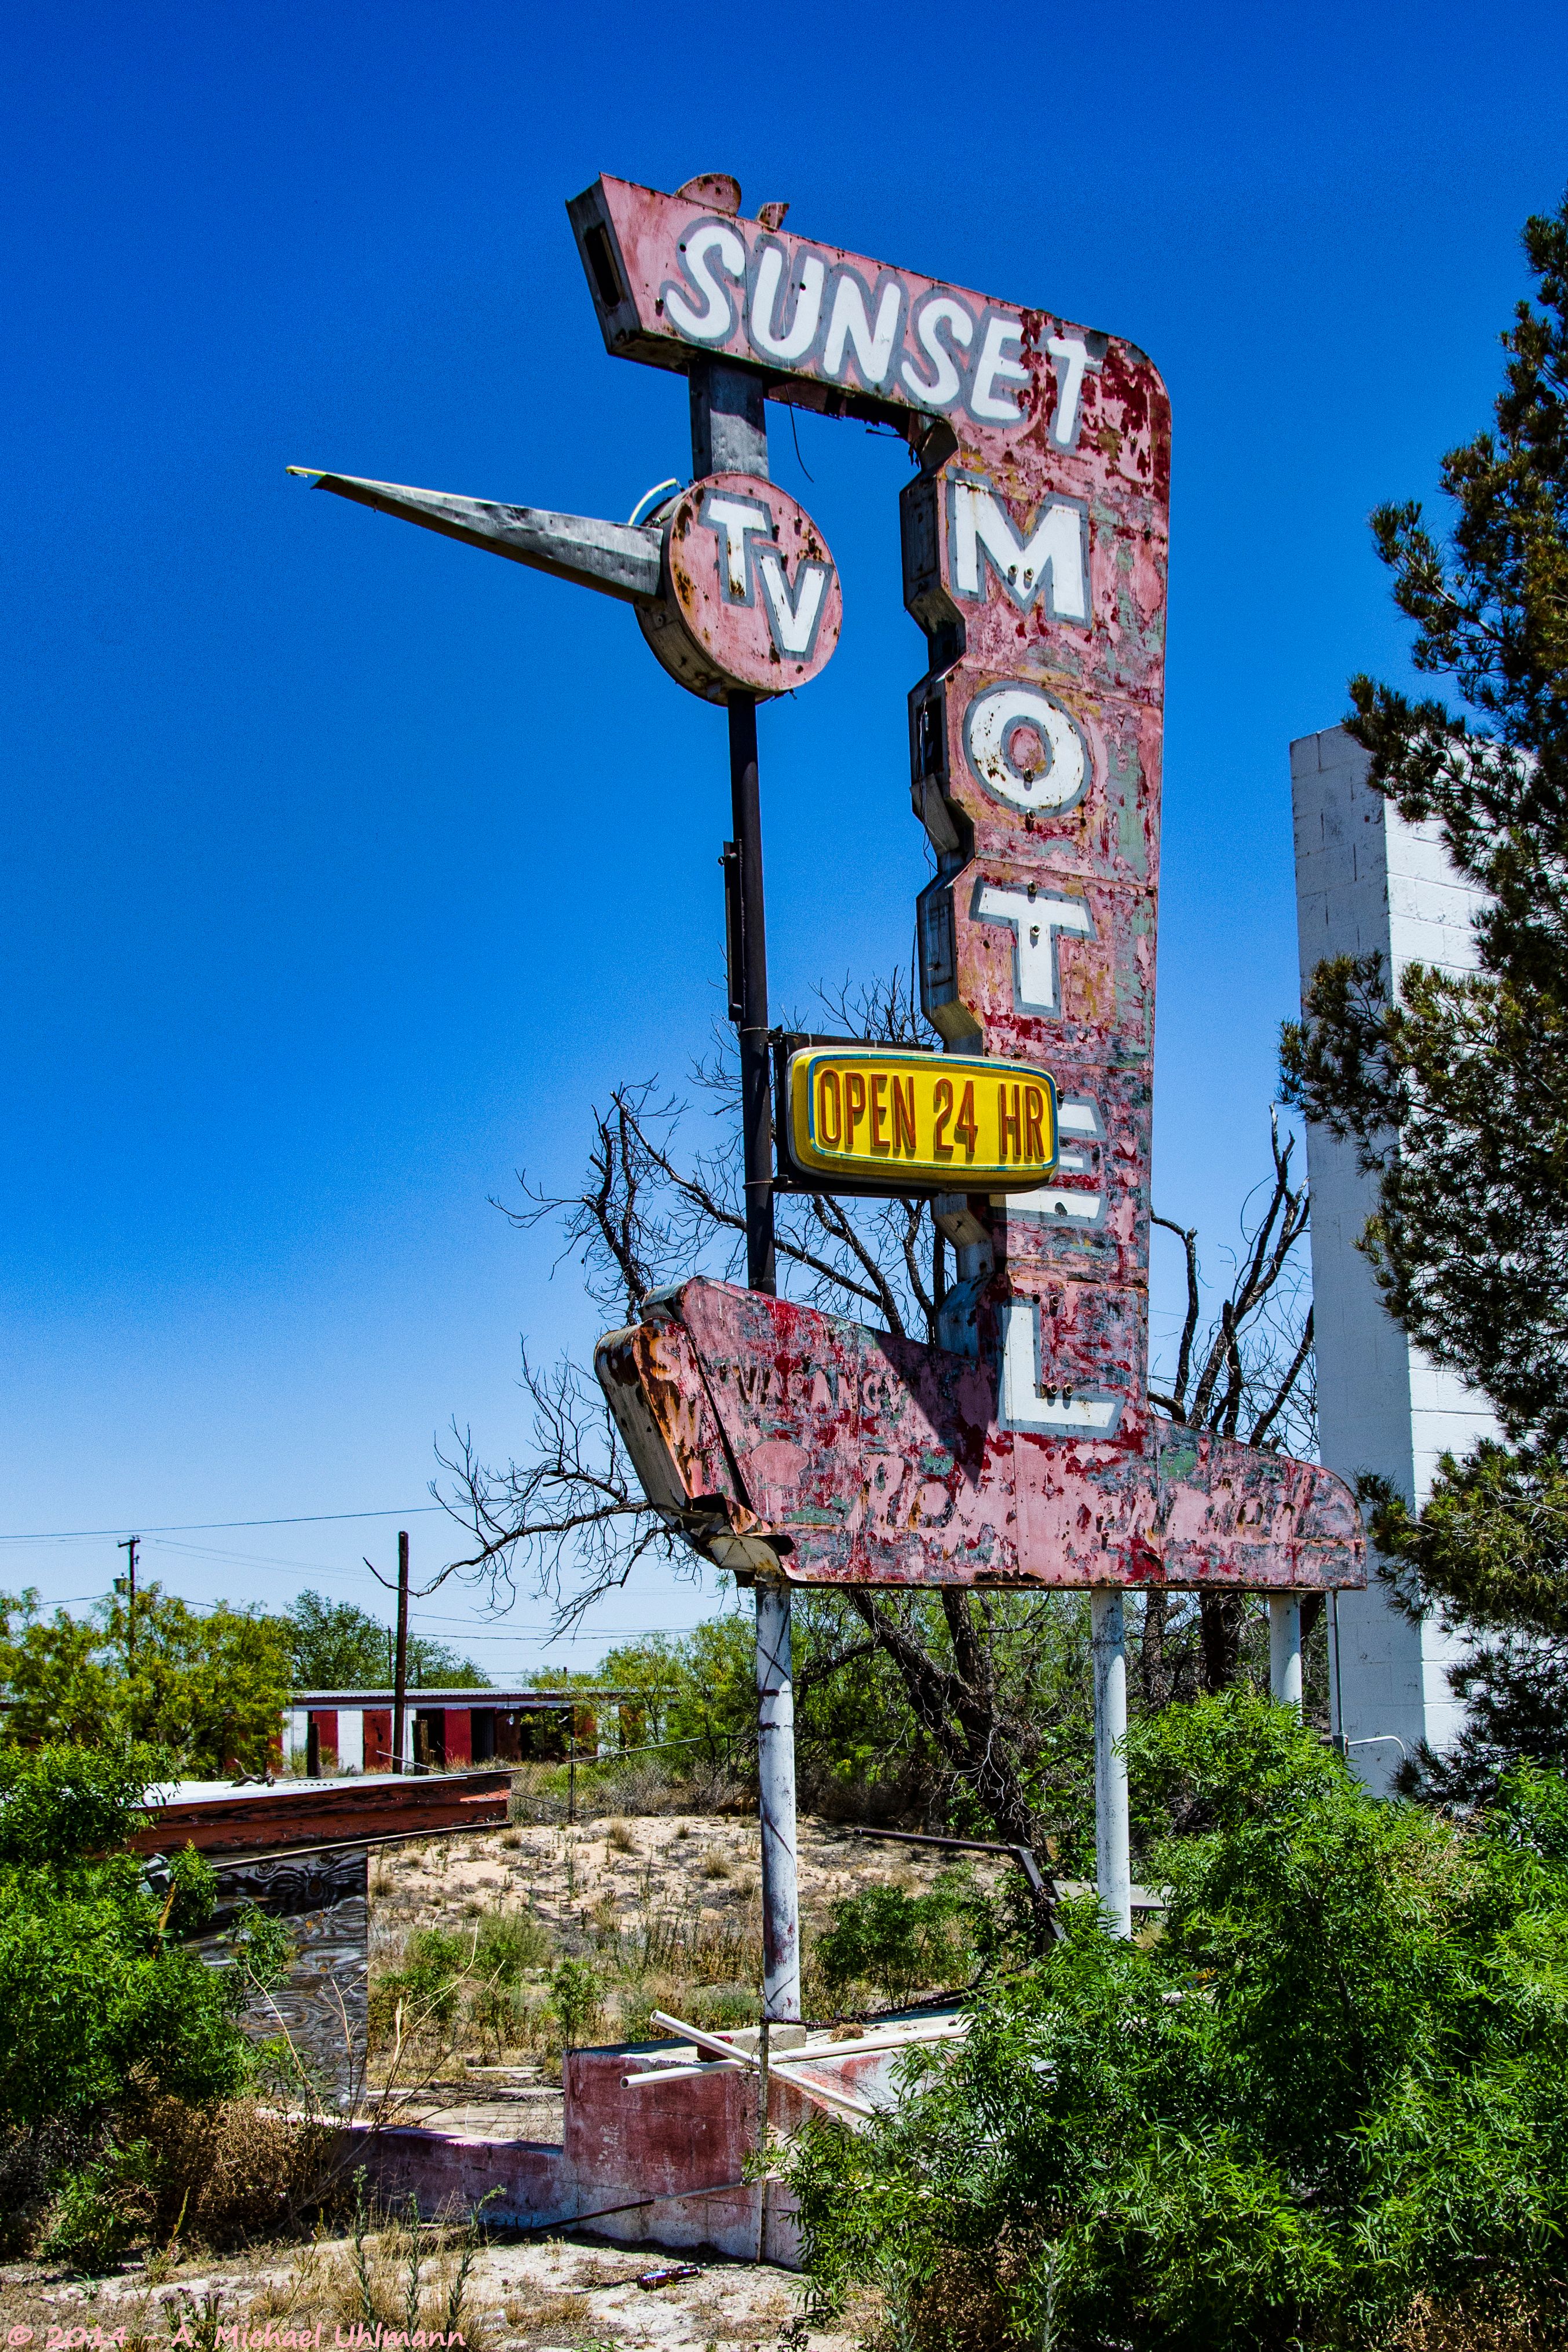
[568,177,1160,454]
[594,1281,1368,1592]
[787,1048,1055,1188]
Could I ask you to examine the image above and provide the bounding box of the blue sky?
[3,0,1566,1676]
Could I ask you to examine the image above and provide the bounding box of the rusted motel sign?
[295,170,1363,1984]
[576,178,1362,1585]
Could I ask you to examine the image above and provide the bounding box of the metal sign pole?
[1269,1596,1304,1712]
[1090,1589,1131,1938]
[754,1578,801,2019]
[687,359,796,2030]
[727,692,776,1298]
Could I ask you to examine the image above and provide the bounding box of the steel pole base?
[755,1578,801,2021]
[1269,1594,1304,1712]
[1091,1587,1131,1938]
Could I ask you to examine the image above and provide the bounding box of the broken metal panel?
[601,1280,1363,1592]
[594,1316,754,1531]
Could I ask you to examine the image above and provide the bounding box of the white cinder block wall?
[1291,726,1495,1789]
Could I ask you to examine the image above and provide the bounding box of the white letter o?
[963,684,1087,813]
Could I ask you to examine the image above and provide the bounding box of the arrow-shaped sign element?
[286,468,663,605]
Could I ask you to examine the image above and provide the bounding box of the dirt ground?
[0,1806,967,2338]
[372,1809,997,1951]
[0,2230,861,2352]
[371,1808,999,2136]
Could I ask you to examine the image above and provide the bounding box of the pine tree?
[1280,190,1568,1796]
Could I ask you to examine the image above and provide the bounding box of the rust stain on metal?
[597,1280,1361,1591]
[574,175,1364,1599]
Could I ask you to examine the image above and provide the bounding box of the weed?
[685,1983,762,2032]
[330,2170,498,2347]
[476,1906,553,1979]
[40,2142,155,2271]
[507,2290,588,2330]
[158,2291,226,2352]
[551,1956,604,2048]
[140,2092,342,2247]
[606,1818,637,1853]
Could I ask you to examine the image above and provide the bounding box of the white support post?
[755,1579,801,2021]
[1090,1587,1131,1938]
[1269,1595,1303,1713]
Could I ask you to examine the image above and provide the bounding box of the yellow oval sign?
[787,1048,1056,1188]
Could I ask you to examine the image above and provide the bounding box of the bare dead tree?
[433,972,1317,1845]
[1145,1109,1317,1697]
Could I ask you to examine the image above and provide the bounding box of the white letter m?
[950,479,1087,621]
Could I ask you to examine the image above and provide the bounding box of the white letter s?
[663,222,747,345]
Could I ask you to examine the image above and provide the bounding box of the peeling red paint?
[597,1280,1361,1591]
[575,176,1362,1601]
[638,471,841,704]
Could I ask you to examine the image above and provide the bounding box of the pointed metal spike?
[295,470,664,607]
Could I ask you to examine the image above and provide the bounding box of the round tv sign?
[638,472,842,703]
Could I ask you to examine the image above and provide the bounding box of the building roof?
[288,1686,636,1708]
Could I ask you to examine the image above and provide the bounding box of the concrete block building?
[1291,725,1496,1789]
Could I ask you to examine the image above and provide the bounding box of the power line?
[0,1506,447,1543]
[6,1587,722,1642]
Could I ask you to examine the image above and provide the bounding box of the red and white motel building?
[284,1686,635,1776]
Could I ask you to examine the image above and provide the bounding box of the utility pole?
[392,1531,410,1777]
[117,1535,139,1666]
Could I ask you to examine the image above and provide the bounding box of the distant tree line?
[0,1582,486,1778]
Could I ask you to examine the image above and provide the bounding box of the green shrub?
[40,2140,155,2272]
[683,1982,762,2032]
[785,1695,1568,2352]
[0,1745,256,2131]
[390,1928,469,2029]
[473,1906,551,1982]
[814,1876,977,2009]
[163,1840,218,1937]
[0,1739,153,1865]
